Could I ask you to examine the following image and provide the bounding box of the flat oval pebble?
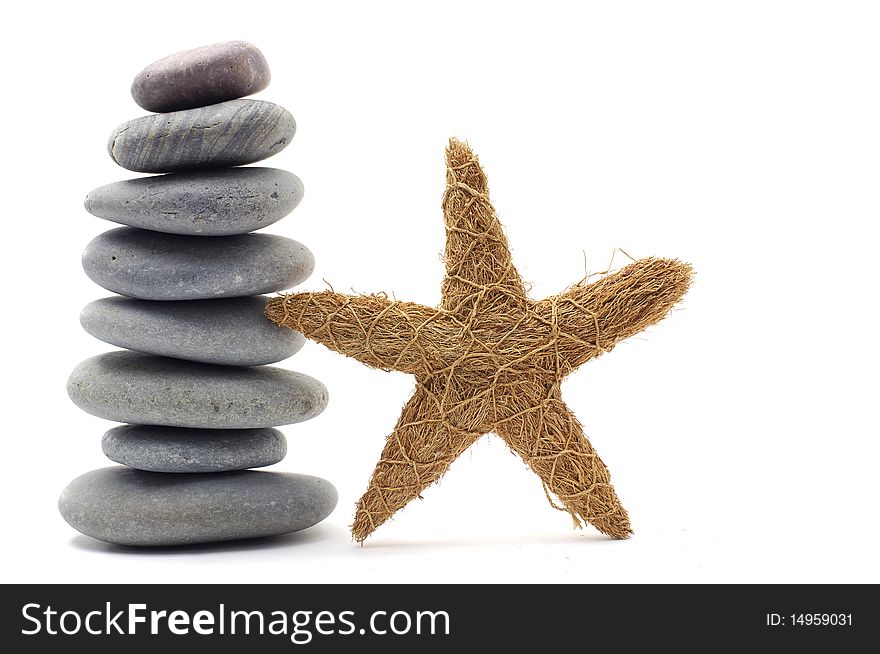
[131,41,271,113]
[82,227,314,300]
[84,168,303,236]
[59,467,337,546]
[102,425,287,473]
[81,296,304,366]
[67,351,328,428]
[108,99,295,173]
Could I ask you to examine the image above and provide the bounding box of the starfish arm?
[352,383,484,542]
[494,384,632,539]
[266,292,457,376]
[440,138,529,323]
[535,257,693,374]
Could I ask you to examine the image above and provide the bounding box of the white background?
[1,0,878,583]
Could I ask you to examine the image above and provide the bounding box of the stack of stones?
[59,41,337,547]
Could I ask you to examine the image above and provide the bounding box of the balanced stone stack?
[59,41,337,546]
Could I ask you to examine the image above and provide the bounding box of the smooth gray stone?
[59,467,337,546]
[67,351,328,428]
[82,227,314,300]
[131,41,271,113]
[108,99,295,173]
[84,168,303,236]
[81,296,304,366]
[102,425,287,473]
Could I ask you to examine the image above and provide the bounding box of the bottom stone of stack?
[58,467,337,546]
[102,424,287,473]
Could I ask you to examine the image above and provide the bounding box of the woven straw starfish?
[267,139,692,542]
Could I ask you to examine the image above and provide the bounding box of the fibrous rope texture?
[266,138,692,541]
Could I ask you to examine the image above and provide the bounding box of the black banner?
[2,584,873,651]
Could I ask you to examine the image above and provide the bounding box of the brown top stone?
[131,40,271,112]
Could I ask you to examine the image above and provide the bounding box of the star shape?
[267,139,692,541]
